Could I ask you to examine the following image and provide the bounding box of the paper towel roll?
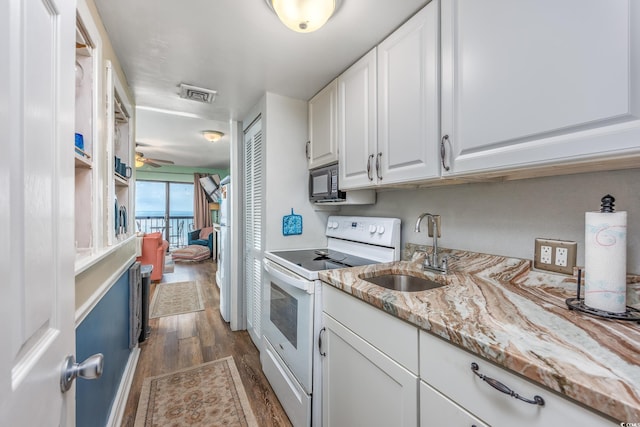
[584,211,627,313]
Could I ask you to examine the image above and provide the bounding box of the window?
[135,180,194,248]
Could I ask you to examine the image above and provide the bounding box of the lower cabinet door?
[420,381,487,427]
[322,313,418,427]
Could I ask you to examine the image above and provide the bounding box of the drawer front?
[419,331,615,426]
[420,381,488,427]
[323,284,418,374]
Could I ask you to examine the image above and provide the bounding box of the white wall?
[340,168,640,273]
[264,92,330,251]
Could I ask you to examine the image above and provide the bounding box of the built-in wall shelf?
[114,173,128,187]
[75,234,136,276]
[74,9,98,259]
[107,60,134,246]
[75,152,92,168]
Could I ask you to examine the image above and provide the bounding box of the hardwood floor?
[120,260,292,427]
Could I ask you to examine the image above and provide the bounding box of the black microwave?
[309,163,346,202]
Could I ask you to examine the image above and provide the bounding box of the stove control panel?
[326,216,401,248]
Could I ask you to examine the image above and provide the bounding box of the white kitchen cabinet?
[321,283,616,426]
[308,79,338,169]
[322,285,419,427]
[337,48,377,189]
[440,0,640,177]
[339,1,440,190]
[377,0,440,185]
[419,331,615,426]
[321,315,418,427]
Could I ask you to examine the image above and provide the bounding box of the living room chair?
[136,232,169,281]
[188,226,214,258]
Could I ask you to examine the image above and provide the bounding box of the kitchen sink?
[361,273,445,292]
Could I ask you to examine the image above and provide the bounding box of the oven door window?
[270,283,298,348]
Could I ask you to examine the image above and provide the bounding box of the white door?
[338,48,378,190]
[244,117,264,349]
[441,0,640,176]
[377,0,440,185]
[1,0,76,425]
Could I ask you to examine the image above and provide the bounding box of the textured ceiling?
[94,0,431,168]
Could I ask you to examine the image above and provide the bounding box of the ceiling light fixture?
[136,106,202,119]
[202,130,224,142]
[266,0,338,33]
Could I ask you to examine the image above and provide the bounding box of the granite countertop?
[317,245,640,422]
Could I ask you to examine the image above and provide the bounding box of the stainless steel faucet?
[415,212,448,274]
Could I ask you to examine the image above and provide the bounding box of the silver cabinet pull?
[440,135,451,172]
[305,141,310,160]
[318,327,327,356]
[60,353,104,392]
[471,362,544,406]
[367,154,374,181]
[376,152,383,180]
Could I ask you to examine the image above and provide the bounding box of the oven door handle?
[263,259,314,294]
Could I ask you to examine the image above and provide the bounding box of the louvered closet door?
[244,118,263,349]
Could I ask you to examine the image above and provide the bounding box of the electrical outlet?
[540,245,552,264]
[556,247,568,267]
[534,238,577,275]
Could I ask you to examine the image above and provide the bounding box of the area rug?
[149,281,204,319]
[134,357,258,427]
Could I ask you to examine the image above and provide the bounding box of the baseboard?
[106,347,141,427]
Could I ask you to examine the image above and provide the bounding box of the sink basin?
[362,274,445,292]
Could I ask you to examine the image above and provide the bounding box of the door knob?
[60,353,104,393]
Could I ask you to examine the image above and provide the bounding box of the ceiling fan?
[135,151,175,168]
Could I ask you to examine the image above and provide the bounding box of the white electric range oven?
[262,216,401,427]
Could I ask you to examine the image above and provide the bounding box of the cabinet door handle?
[471,362,545,406]
[440,135,451,172]
[376,152,383,180]
[305,141,311,160]
[367,154,374,181]
[318,327,327,356]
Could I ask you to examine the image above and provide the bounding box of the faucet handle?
[418,251,432,268]
[427,215,441,238]
[440,254,459,274]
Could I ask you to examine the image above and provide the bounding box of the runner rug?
[134,357,258,427]
[149,281,204,319]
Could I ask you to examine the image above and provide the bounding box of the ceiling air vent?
[179,83,217,104]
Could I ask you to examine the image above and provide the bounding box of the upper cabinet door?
[338,48,377,190]
[308,79,338,170]
[338,49,378,190]
[441,0,640,176]
[377,0,440,185]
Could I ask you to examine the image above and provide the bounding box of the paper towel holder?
[566,269,640,322]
